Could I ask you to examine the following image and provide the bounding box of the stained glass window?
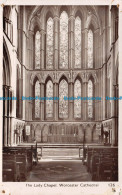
[59,79,68,118]
[88,80,93,118]
[74,79,81,118]
[35,31,41,69]
[59,11,68,69]
[75,17,81,68]
[88,29,93,68]
[46,80,53,118]
[35,80,40,118]
[46,17,54,69]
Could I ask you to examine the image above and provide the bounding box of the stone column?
[102,65,107,120]
[54,81,58,121]
[82,29,88,69]
[54,16,59,70]
[7,86,11,146]
[40,29,46,70]
[69,81,73,120]
[82,81,88,120]
[69,16,75,69]
[40,82,44,120]
[3,85,8,146]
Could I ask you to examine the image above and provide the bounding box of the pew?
[3,146,37,181]
[3,154,20,181]
[85,146,118,181]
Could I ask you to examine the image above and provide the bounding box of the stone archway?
[42,125,49,143]
[35,124,41,142]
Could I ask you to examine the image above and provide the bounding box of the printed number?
[108,183,115,187]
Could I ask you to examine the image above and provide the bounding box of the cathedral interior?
[2,5,119,182]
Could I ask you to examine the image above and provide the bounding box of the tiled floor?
[26,160,92,182]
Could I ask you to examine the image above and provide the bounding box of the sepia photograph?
[0,1,121,194]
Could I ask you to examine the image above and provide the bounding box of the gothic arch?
[59,6,70,17]
[42,124,49,143]
[58,73,69,83]
[35,124,41,142]
[40,6,55,30]
[44,74,54,84]
[85,14,100,32]
[30,73,41,85]
[29,16,41,31]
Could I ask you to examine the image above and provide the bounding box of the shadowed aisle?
[26,160,91,182]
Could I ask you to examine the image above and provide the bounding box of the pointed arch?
[88,29,93,68]
[46,79,53,118]
[46,16,54,69]
[59,11,68,69]
[75,16,82,68]
[88,79,94,118]
[34,78,40,119]
[35,30,41,69]
[59,77,68,118]
[74,78,82,118]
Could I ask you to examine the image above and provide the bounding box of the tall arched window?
[35,80,40,118]
[46,17,54,69]
[88,80,93,118]
[74,79,81,118]
[35,31,41,69]
[59,11,68,69]
[88,29,93,68]
[75,16,81,68]
[46,80,53,118]
[59,79,68,118]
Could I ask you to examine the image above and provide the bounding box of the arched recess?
[46,13,54,69]
[74,11,82,69]
[34,27,41,70]
[33,77,41,120]
[88,28,93,68]
[78,125,84,143]
[87,76,95,120]
[74,77,82,119]
[86,14,101,69]
[3,42,12,146]
[85,125,92,143]
[35,124,41,142]
[45,77,54,119]
[42,125,49,143]
[59,8,69,69]
[59,76,69,119]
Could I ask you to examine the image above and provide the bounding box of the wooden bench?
[85,146,118,181]
[3,146,37,181]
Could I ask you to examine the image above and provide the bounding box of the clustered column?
[40,82,44,120]
[40,29,46,70]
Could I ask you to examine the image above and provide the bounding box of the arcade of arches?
[3,5,119,147]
